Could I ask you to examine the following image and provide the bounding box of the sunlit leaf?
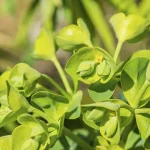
[121,57,150,108]
[34,29,55,60]
[0,135,12,150]
[110,13,149,42]
[31,91,69,121]
[9,63,41,97]
[65,91,82,119]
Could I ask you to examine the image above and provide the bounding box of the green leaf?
[55,21,92,51]
[108,144,124,150]
[7,82,30,111]
[136,113,150,140]
[0,135,12,150]
[12,125,36,150]
[0,69,12,91]
[121,57,150,108]
[34,29,55,60]
[144,130,150,149]
[31,91,69,121]
[0,109,25,128]
[100,110,120,144]
[88,78,118,102]
[17,114,48,137]
[77,18,91,41]
[95,136,109,148]
[9,63,41,97]
[110,13,149,42]
[82,100,133,133]
[82,107,106,130]
[125,129,141,150]
[65,47,116,84]
[0,105,11,122]
[65,91,82,119]
[130,50,150,60]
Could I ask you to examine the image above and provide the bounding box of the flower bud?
[87,108,105,121]
[105,116,118,138]
[96,60,111,77]
[55,25,91,51]
[76,61,95,77]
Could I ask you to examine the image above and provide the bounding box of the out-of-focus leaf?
[34,29,55,60]
[0,69,12,91]
[108,0,138,14]
[0,135,12,150]
[110,13,149,42]
[130,50,150,60]
[82,0,115,55]
[55,22,92,51]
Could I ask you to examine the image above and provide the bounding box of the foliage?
[1,11,150,150]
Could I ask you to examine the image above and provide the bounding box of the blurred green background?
[0,0,150,73]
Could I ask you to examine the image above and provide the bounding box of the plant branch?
[51,56,73,95]
[63,127,95,150]
[113,41,123,64]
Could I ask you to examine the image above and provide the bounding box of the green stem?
[41,74,70,99]
[51,56,72,95]
[135,108,150,114]
[30,107,47,121]
[63,127,95,150]
[133,80,149,108]
[113,41,123,64]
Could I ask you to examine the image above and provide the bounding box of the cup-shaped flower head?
[66,47,116,84]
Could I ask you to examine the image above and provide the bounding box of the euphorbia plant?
[0,12,150,150]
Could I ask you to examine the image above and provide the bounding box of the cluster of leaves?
[1,12,150,150]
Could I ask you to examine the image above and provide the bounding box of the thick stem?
[51,56,72,95]
[41,74,70,99]
[133,80,149,108]
[63,127,95,150]
[113,41,123,64]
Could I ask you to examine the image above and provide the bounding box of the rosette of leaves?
[82,100,133,145]
[121,53,150,149]
[110,12,150,43]
[65,47,116,85]
[55,18,93,51]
